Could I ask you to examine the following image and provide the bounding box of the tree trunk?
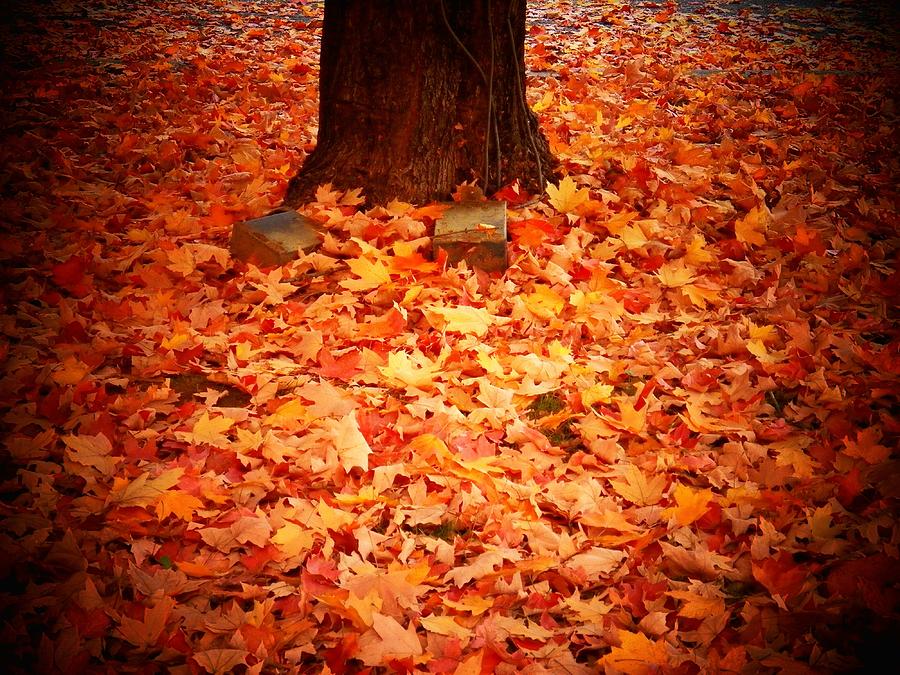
[284,0,555,206]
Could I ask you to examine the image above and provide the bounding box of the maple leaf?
[250,268,297,305]
[443,594,494,616]
[176,413,235,446]
[443,549,519,587]
[165,245,197,276]
[524,284,565,319]
[681,282,722,308]
[420,614,470,639]
[314,348,362,381]
[345,560,429,616]
[657,258,696,287]
[199,527,239,553]
[808,503,839,540]
[664,483,714,526]
[667,588,726,619]
[63,433,120,475]
[619,222,649,250]
[580,383,615,408]
[546,176,589,214]
[734,206,769,246]
[752,552,809,604]
[327,411,372,472]
[271,521,315,558]
[564,547,627,579]
[230,515,272,548]
[600,398,647,434]
[356,612,423,666]
[684,232,715,265]
[842,427,890,464]
[266,398,308,430]
[156,490,203,522]
[52,355,91,385]
[608,464,666,506]
[116,596,175,650]
[424,304,502,337]
[492,615,555,641]
[340,256,391,291]
[379,349,443,390]
[106,468,184,508]
[600,629,670,674]
[192,649,249,675]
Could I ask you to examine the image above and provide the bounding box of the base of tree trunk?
[285,0,555,206]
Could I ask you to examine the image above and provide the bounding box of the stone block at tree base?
[230,209,322,267]
[433,201,507,272]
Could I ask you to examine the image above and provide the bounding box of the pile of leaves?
[1,0,898,672]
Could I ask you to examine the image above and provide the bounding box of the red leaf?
[314,349,362,381]
[752,552,808,601]
[52,255,87,292]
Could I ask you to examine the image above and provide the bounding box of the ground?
[0,1,898,674]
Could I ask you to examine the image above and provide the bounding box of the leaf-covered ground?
[1,1,898,673]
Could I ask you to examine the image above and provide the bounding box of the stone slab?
[433,201,507,272]
[230,209,322,267]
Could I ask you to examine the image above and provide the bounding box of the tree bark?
[284,0,555,206]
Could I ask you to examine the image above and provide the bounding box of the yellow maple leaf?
[665,483,714,526]
[379,350,442,390]
[229,515,271,548]
[161,330,192,351]
[600,398,647,434]
[266,398,308,430]
[734,206,769,246]
[317,498,356,529]
[357,613,423,666]
[809,504,840,540]
[666,589,726,619]
[619,223,649,250]
[747,321,778,344]
[772,439,817,479]
[524,284,565,319]
[603,210,638,235]
[685,233,715,265]
[442,594,494,616]
[107,468,184,508]
[565,547,627,579]
[340,256,391,291]
[420,615,470,639]
[546,176,589,214]
[443,550,509,587]
[581,383,615,407]
[177,413,235,446]
[271,521,315,558]
[657,258,696,287]
[681,283,721,308]
[601,629,669,674]
[156,491,203,521]
[608,464,666,506]
[165,245,196,276]
[424,304,499,337]
[492,615,555,640]
[327,411,372,472]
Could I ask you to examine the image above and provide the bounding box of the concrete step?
[230,209,322,267]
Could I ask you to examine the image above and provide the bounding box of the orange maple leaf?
[665,483,714,526]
